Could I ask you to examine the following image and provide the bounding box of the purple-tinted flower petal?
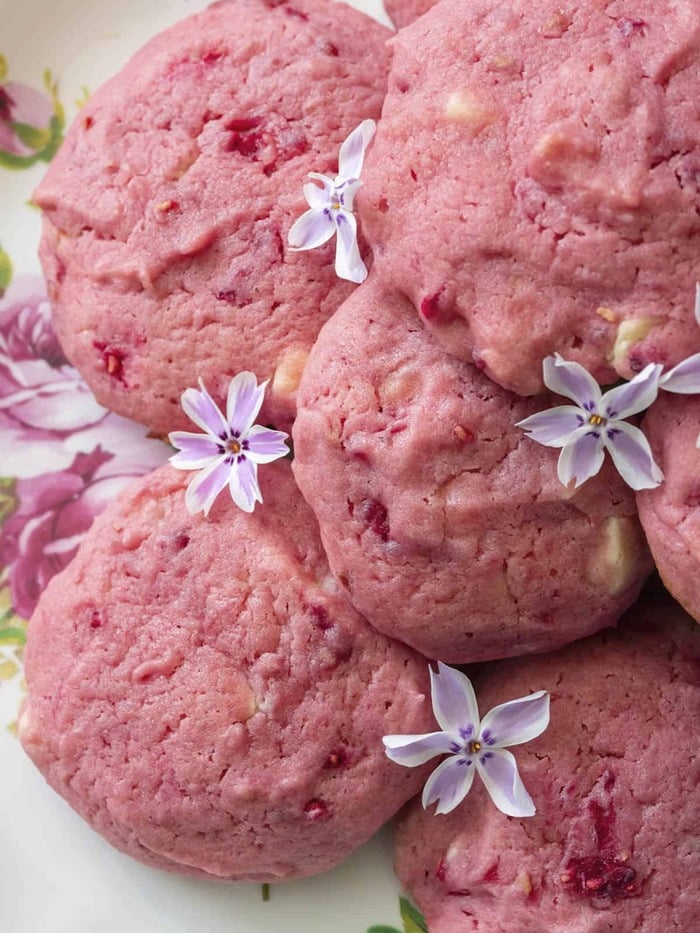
[304,173,334,208]
[334,210,367,284]
[337,119,376,180]
[479,691,550,749]
[543,354,601,411]
[660,353,700,394]
[475,748,535,817]
[516,405,585,447]
[244,424,289,464]
[430,662,479,736]
[184,457,231,516]
[336,176,362,213]
[168,431,222,469]
[604,420,663,490]
[602,363,662,419]
[229,455,262,513]
[383,731,457,767]
[422,755,476,815]
[181,379,228,438]
[557,427,605,488]
[226,371,267,437]
[288,207,335,251]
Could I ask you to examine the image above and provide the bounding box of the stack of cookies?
[20,1,700,929]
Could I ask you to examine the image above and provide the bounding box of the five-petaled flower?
[383,662,550,818]
[168,372,288,515]
[287,119,376,284]
[517,354,663,490]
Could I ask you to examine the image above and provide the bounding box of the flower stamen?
[383,662,550,817]
[516,354,663,490]
[287,119,376,284]
[168,373,289,515]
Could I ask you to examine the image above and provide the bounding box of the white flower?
[383,663,550,818]
[168,373,288,515]
[658,284,700,394]
[287,119,376,284]
[517,354,663,490]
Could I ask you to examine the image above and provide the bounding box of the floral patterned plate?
[0,1,423,930]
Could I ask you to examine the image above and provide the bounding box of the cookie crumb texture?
[20,462,433,881]
[293,280,652,662]
[35,0,390,433]
[395,601,700,931]
[361,0,700,394]
[637,393,700,621]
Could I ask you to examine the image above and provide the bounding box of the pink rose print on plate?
[0,60,65,169]
[0,275,168,479]
[0,275,170,619]
[1,445,167,620]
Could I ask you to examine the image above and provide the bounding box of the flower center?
[226,439,242,455]
[468,740,482,755]
[588,413,606,427]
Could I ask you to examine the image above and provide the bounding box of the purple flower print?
[0,442,168,621]
[0,274,170,618]
[0,65,65,168]
[0,276,129,478]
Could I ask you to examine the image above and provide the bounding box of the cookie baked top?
[360,0,700,395]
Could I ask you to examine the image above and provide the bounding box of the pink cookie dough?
[360,0,700,396]
[384,0,437,30]
[19,461,434,881]
[394,598,700,932]
[636,393,700,623]
[35,0,391,434]
[292,278,652,663]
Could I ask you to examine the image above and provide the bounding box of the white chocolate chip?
[381,366,422,407]
[540,11,571,37]
[271,346,308,401]
[611,316,659,372]
[586,516,643,596]
[445,90,496,135]
[596,306,617,324]
[487,55,520,73]
[166,146,200,181]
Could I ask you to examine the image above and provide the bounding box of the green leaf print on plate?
[0,59,65,170]
[367,897,428,933]
[0,244,11,292]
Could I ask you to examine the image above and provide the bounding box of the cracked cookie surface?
[20,461,433,881]
[394,598,700,932]
[292,278,652,662]
[360,0,700,395]
[35,0,390,434]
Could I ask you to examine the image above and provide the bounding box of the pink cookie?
[384,0,437,30]
[394,598,700,932]
[20,462,434,881]
[636,393,700,622]
[35,0,390,434]
[360,0,700,396]
[292,278,652,662]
